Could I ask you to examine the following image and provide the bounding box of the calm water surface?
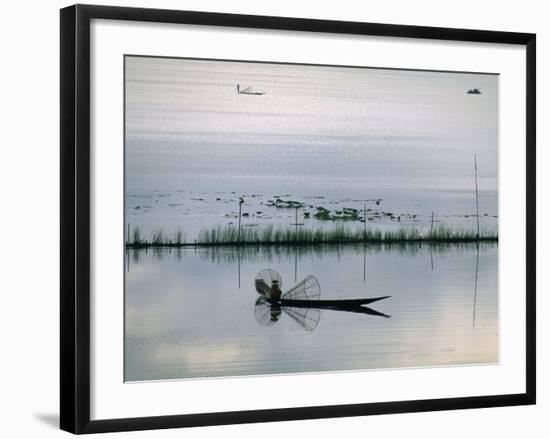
[125,243,498,381]
[124,56,499,382]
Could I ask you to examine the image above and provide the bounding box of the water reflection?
[254,297,390,331]
[472,244,480,328]
[126,241,494,265]
[125,242,498,381]
[126,243,485,330]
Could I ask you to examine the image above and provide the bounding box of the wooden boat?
[253,269,391,330]
[267,296,391,309]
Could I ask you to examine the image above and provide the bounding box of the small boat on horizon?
[467,88,482,95]
[236,83,265,95]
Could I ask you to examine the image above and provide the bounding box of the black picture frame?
[60,4,536,434]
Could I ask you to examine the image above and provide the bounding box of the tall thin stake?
[430,211,434,238]
[295,206,299,240]
[474,154,480,240]
[472,245,480,327]
[363,204,367,281]
[364,204,367,240]
[238,198,243,243]
[363,244,367,282]
[294,247,298,282]
[237,249,241,289]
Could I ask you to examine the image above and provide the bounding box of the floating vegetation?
[313,206,360,221]
[208,194,426,226]
[266,198,305,209]
[126,224,497,248]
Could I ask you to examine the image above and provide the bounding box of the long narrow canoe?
[267,295,391,309]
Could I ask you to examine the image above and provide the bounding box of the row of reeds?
[129,227,187,247]
[126,224,498,248]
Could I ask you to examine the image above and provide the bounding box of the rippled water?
[125,56,498,241]
[125,243,498,381]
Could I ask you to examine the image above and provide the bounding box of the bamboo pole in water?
[363,204,367,281]
[295,206,299,239]
[474,154,480,240]
[238,199,243,242]
[364,204,367,240]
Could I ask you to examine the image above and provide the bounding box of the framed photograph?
[60,4,536,434]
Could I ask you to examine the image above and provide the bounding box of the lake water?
[124,56,499,381]
[125,242,498,381]
[125,56,498,242]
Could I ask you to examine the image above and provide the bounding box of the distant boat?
[467,88,482,95]
[236,84,265,95]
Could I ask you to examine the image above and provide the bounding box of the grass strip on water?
[126,224,498,248]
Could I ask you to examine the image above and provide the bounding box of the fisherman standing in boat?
[269,279,282,300]
[254,269,283,300]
